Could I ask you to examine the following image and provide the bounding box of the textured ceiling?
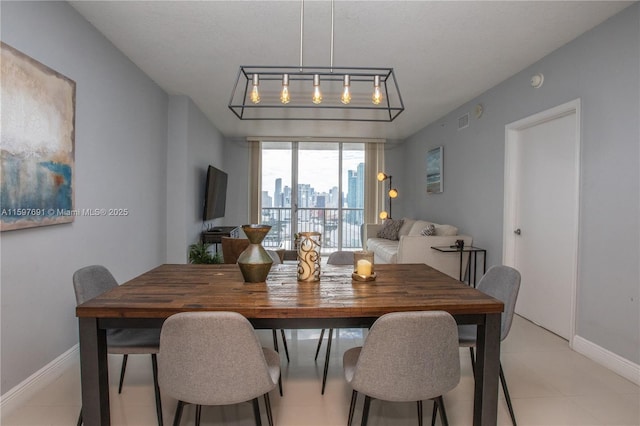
[69,1,632,140]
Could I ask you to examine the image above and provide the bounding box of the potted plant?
[188,242,222,264]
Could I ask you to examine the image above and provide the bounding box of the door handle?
[514,228,521,235]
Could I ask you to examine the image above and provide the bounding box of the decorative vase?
[297,232,321,282]
[237,224,273,283]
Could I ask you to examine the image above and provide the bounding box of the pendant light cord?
[300,0,304,70]
[300,0,334,71]
[330,0,334,72]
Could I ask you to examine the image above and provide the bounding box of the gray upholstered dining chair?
[265,249,289,396]
[222,241,288,396]
[158,311,281,426]
[73,265,163,426]
[266,249,282,265]
[457,265,521,426]
[315,250,355,394]
[343,311,460,426]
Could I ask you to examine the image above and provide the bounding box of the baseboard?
[0,344,79,419]
[572,335,640,385]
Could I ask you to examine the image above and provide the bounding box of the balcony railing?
[261,207,363,252]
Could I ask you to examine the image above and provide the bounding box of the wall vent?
[457,113,469,130]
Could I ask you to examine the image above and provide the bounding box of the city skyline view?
[261,145,365,209]
[261,163,365,209]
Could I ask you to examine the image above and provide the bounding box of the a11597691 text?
[1,208,129,217]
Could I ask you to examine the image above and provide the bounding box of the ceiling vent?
[457,113,469,130]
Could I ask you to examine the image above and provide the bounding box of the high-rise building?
[345,162,365,223]
[262,191,272,208]
[329,186,339,208]
[275,178,282,207]
[298,184,313,208]
[356,163,365,208]
[347,170,357,208]
[283,186,291,207]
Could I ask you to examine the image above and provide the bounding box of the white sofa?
[361,218,473,279]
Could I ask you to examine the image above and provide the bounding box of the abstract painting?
[426,146,443,194]
[1,42,76,231]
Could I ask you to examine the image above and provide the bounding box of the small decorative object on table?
[352,250,376,281]
[297,232,321,282]
[237,224,273,283]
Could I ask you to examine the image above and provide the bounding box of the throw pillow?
[420,224,436,236]
[408,220,435,236]
[398,218,416,237]
[376,219,404,240]
[434,224,458,236]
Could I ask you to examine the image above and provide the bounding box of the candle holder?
[352,250,376,281]
[297,232,321,282]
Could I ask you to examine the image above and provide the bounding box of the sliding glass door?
[260,141,365,253]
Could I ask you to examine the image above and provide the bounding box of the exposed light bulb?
[388,188,398,199]
[281,86,290,104]
[377,172,387,182]
[280,74,290,104]
[372,75,382,105]
[312,74,323,104]
[340,74,351,105]
[250,74,261,104]
[379,211,388,220]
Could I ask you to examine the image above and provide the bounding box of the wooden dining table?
[76,263,504,425]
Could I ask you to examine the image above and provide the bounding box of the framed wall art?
[1,42,76,231]
[426,146,443,194]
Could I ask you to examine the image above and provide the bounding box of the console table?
[201,226,239,252]
[431,245,487,287]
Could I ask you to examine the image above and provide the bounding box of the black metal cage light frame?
[228,65,404,122]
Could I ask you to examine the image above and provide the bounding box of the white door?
[503,100,580,341]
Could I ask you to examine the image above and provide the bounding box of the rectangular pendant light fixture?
[228,65,404,122]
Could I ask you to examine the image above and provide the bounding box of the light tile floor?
[2,316,638,425]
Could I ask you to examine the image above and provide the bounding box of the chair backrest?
[350,311,460,402]
[266,250,282,264]
[221,237,250,264]
[327,251,355,265]
[159,311,277,406]
[476,265,521,340]
[73,265,119,305]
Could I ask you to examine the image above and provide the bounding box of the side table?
[431,245,487,287]
[201,226,239,253]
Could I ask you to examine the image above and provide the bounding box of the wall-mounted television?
[203,165,228,221]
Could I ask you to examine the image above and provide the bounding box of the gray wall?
[166,96,226,263]
[223,137,252,226]
[397,4,639,363]
[1,1,169,393]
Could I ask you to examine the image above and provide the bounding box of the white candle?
[356,259,372,276]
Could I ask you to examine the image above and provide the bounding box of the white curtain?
[248,140,261,224]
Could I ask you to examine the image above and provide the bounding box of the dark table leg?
[471,252,477,287]
[483,251,487,276]
[473,313,501,426]
[79,318,110,425]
